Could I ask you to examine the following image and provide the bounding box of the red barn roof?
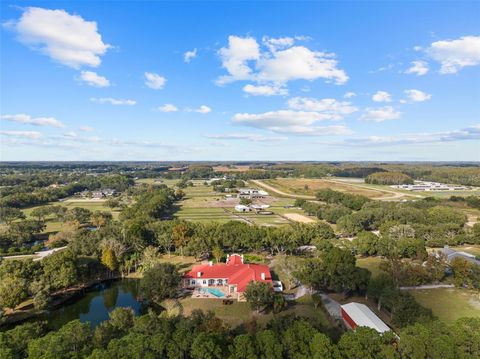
[184,254,272,292]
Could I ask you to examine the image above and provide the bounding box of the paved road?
[250,180,316,199]
[319,293,342,320]
[399,284,455,290]
[2,246,67,261]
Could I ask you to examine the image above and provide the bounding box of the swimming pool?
[202,288,225,297]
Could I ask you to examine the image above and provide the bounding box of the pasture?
[409,288,480,323]
[260,178,407,200]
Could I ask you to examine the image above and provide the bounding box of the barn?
[340,302,390,333]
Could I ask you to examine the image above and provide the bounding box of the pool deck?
[191,287,236,299]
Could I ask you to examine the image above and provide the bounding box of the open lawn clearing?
[135,178,178,187]
[176,294,334,330]
[213,165,252,172]
[22,200,120,233]
[283,213,316,223]
[449,245,480,257]
[356,257,387,278]
[427,245,480,257]
[250,179,315,199]
[258,178,400,200]
[409,288,480,323]
[175,207,236,223]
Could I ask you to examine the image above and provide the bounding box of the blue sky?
[1,1,479,161]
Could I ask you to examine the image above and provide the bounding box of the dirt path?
[250,180,315,199]
[283,213,316,223]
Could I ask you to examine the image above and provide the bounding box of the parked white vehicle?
[272,280,283,292]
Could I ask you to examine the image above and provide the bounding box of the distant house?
[90,188,117,199]
[341,302,391,333]
[183,254,272,300]
[439,246,480,266]
[235,204,251,212]
[238,188,269,199]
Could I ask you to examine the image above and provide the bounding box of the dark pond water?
[39,279,147,329]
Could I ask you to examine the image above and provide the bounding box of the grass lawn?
[356,257,387,278]
[22,198,120,234]
[450,245,480,257]
[409,288,480,323]
[176,294,334,330]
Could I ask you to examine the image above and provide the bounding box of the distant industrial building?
[391,181,468,192]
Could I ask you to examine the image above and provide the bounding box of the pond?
[39,279,147,329]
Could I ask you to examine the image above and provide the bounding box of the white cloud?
[405,61,429,76]
[243,84,288,96]
[327,124,480,147]
[206,133,287,142]
[344,92,356,98]
[372,91,392,103]
[217,36,260,85]
[361,106,401,122]
[1,113,65,128]
[7,7,110,68]
[63,131,77,138]
[217,35,348,87]
[194,105,211,114]
[426,36,480,74]
[144,72,166,89]
[184,48,197,63]
[233,110,352,136]
[79,126,94,132]
[0,130,42,139]
[90,97,136,105]
[157,104,178,112]
[257,46,348,84]
[287,97,357,118]
[404,89,432,102]
[262,36,295,52]
[78,71,110,87]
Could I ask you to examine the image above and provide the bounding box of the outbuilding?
[234,204,250,212]
[341,302,390,333]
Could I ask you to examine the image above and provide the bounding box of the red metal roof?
[184,254,272,292]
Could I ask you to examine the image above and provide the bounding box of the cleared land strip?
[320,179,407,200]
[250,180,315,199]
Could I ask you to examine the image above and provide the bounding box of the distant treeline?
[365,172,414,185]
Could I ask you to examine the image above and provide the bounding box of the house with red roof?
[183,254,273,300]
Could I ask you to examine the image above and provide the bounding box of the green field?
[356,256,387,278]
[22,198,120,233]
[174,182,308,226]
[409,288,480,323]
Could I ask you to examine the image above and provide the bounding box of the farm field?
[259,177,480,201]
[409,288,480,323]
[259,178,412,200]
[174,181,310,226]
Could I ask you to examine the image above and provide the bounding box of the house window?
[191,280,196,285]
[203,280,206,285]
